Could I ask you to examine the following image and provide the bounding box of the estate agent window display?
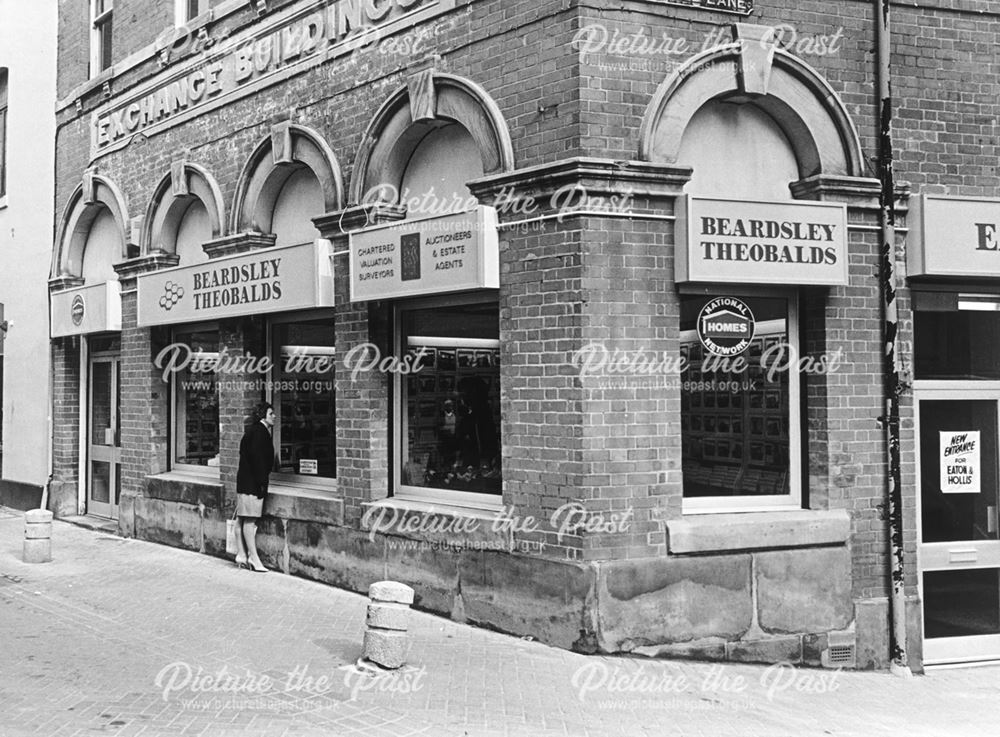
[679,290,803,513]
[266,311,336,486]
[171,324,221,473]
[394,293,502,509]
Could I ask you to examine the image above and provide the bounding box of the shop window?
[0,68,7,199]
[397,297,501,506]
[914,293,1000,380]
[269,315,335,482]
[680,293,802,512]
[91,0,114,76]
[172,326,220,472]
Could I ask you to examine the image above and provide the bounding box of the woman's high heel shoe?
[249,562,269,573]
[235,555,248,569]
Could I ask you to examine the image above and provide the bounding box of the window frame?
[169,321,221,478]
[392,292,503,511]
[0,67,8,201]
[679,286,803,515]
[174,0,209,26]
[265,309,337,491]
[90,0,114,77]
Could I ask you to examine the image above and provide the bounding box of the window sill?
[360,497,513,552]
[665,509,850,554]
[146,471,223,508]
[264,483,342,525]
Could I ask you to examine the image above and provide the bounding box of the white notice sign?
[349,207,499,301]
[940,431,981,494]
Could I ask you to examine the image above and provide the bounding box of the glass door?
[917,394,1000,664]
[88,355,121,519]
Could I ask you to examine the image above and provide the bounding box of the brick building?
[48,0,1000,670]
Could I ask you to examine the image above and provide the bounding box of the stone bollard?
[362,581,414,669]
[23,509,53,564]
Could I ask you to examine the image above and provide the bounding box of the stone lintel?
[48,275,86,294]
[313,204,407,243]
[114,253,181,285]
[467,157,692,220]
[202,231,277,259]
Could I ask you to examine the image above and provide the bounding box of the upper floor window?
[0,68,8,199]
[176,0,210,25]
[91,0,114,76]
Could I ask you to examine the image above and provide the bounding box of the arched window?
[174,199,211,266]
[270,167,324,247]
[81,208,124,283]
[399,124,483,216]
[677,100,799,201]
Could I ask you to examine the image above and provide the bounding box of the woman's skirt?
[235,493,264,518]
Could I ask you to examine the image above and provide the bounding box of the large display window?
[679,292,801,512]
[268,313,335,484]
[395,295,501,507]
[171,325,219,473]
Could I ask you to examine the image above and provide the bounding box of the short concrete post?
[23,509,53,564]
[362,581,414,669]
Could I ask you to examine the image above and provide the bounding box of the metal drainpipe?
[875,0,912,676]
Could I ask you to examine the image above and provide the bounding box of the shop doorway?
[87,353,121,519]
[917,392,1000,664]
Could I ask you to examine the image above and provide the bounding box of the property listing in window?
[679,294,800,509]
[173,327,219,469]
[271,316,335,480]
[399,300,501,498]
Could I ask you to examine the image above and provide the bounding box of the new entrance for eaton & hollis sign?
[675,196,850,286]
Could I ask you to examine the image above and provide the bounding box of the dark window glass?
[272,318,335,479]
[680,294,792,499]
[401,302,501,496]
[174,329,219,467]
[915,298,1000,380]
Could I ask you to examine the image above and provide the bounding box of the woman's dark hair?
[251,402,273,423]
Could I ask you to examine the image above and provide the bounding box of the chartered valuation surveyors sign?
[349,207,499,301]
[676,197,849,286]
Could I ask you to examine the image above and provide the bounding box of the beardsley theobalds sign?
[91,0,452,155]
[676,196,849,286]
[136,241,334,326]
[656,0,753,14]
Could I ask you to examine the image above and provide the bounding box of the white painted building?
[0,1,57,506]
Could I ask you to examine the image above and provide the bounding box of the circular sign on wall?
[697,297,755,356]
[71,294,86,327]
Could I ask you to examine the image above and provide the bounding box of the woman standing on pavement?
[234,402,275,572]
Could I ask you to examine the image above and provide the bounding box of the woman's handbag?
[225,508,239,554]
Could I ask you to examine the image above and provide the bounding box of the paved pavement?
[1,507,998,737]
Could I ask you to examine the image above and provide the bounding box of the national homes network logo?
[159,280,185,311]
[697,297,755,356]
